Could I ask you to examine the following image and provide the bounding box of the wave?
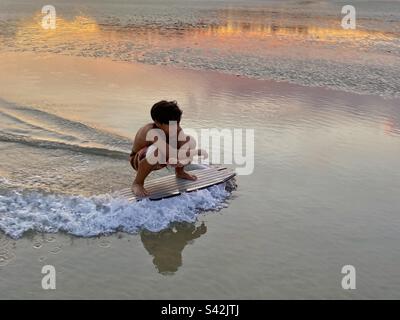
[0,99,132,145]
[0,98,132,158]
[0,183,231,239]
[0,131,129,159]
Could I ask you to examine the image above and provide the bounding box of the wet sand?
[1,52,400,298]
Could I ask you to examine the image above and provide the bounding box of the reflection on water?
[0,2,400,298]
[0,49,399,297]
[1,11,398,97]
[383,119,400,137]
[202,21,396,42]
[4,11,397,52]
[141,222,207,275]
[14,14,100,45]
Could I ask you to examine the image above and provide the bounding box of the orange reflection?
[200,21,395,42]
[9,12,397,55]
[14,13,100,45]
[383,119,400,136]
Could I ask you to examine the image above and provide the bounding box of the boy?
[130,100,205,197]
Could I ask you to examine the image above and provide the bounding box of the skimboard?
[118,166,236,202]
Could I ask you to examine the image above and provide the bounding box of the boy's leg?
[132,157,156,197]
[174,134,198,181]
[132,145,166,197]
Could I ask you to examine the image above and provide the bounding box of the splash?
[0,183,232,239]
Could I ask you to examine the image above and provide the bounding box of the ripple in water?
[98,239,112,248]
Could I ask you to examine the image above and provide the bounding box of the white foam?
[0,184,230,239]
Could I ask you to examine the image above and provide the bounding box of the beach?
[1,0,400,299]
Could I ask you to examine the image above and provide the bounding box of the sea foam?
[0,184,231,239]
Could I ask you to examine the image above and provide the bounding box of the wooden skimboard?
[118,166,236,202]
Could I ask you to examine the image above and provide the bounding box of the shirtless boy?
[130,100,205,197]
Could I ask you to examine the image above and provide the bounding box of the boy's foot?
[167,158,184,168]
[132,183,149,197]
[176,170,197,181]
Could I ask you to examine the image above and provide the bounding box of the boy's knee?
[138,157,166,172]
[144,145,168,169]
[145,145,160,165]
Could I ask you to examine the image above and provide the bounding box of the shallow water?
[0,52,400,299]
[1,0,400,299]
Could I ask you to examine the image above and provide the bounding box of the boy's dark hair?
[151,100,183,124]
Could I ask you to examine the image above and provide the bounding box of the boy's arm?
[134,124,156,151]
